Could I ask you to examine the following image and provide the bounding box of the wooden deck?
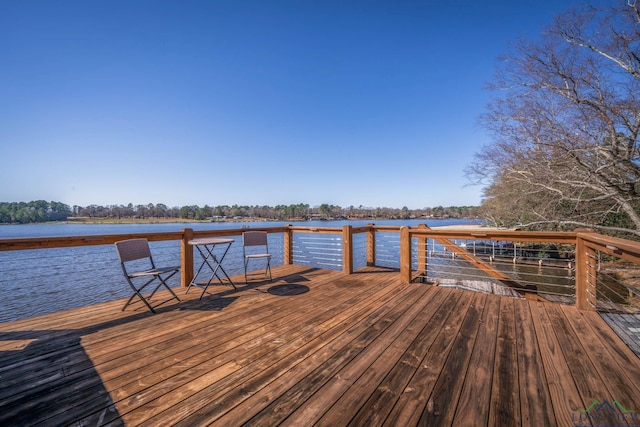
[1,265,640,426]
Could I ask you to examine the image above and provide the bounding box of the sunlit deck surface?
[2,265,640,426]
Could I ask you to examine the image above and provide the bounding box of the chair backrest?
[115,238,153,263]
[243,231,268,248]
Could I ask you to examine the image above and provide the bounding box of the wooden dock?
[1,265,640,426]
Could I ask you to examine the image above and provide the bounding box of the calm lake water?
[0,218,477,238]
[0,219,480,323]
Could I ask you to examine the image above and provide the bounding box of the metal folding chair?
[242,231,272,284]
[114,238,181,313]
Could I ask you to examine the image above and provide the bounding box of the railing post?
[400,226,411,283]
[342,225,353,274]
[284,224,293,265]
[366,223,376,267]
[575,233,597,311]
[180,228,194,288]
[417,224,428,279]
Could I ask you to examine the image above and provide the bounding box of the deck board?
[347,287,459,426]
[529,301,583,426]
[382,290,474,426]
[513,298,555,427]
[490,297,521,426]
[420,292,485,426]
[601,313,640,357]
[1,265,640,426]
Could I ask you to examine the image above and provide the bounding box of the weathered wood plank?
[122,272,405,426]
[601,312,640,357]
[315,286,453,427]
[1,266,337,425]
[513,298,555,427]
[452,293,500,426]
[82,272,400,426]
[238,281,428,426]
[276,290,435,425]
[1,270,343,422]
[489,297,521,426]
[560,305,640,413]
[585,311,640,378]
[347,288,460,426]
[167,277,405,426]
[382,289,475,426]
[418,292,486,426]
[544,304,610,407]
[528,301,584,426]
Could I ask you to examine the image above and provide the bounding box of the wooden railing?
[0,226,287,289]
[575,231,640,311]
[2,224,640,312]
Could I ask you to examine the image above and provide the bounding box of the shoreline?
[1,217,483,226]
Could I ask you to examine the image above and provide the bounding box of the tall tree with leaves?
[468,1,640,238]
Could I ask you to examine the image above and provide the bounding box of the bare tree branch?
[469,1,640,238]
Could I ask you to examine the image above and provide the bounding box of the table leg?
[187,243,236,300]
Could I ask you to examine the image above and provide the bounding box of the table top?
[188,237,234,246]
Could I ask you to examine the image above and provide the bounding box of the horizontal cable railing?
[292,233,342,270]
[404,227,640,314]
[594,268,637,313]
[352,232,368,271]
[415,239,577,300]
[374,231,401,269]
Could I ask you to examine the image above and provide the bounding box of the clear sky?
[1,0,582,209]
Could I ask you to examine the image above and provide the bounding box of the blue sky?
[1,0,581,209]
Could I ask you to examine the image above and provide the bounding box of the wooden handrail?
[408,228,577,244]
[0,232,184,251]
[286,226,342,234]
[577,232,640,263]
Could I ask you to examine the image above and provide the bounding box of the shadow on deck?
[1,265,640,425]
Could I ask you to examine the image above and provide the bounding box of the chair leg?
[150,272,181,303]
[244,257,272,283]
[121,265,156,312]
[164,282,181,302]
[123,272,180,313]
[123,286,157,313]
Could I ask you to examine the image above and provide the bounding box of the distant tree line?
[0,201,72,224]
[0,201,480,224]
